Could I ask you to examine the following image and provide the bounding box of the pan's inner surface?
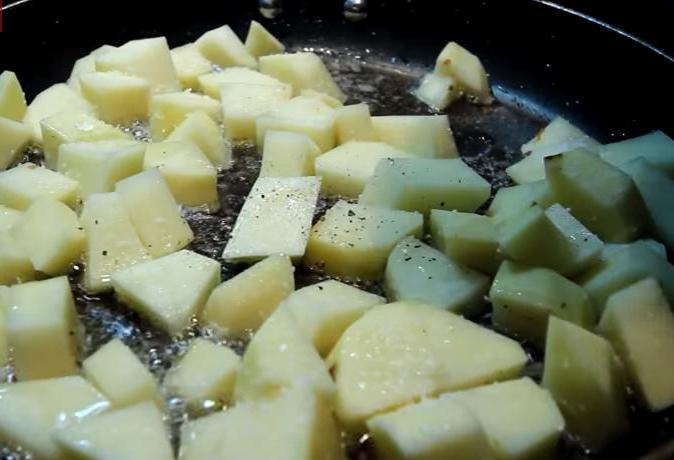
[0,43,672,460]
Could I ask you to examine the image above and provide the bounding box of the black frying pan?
[1,1,673,459]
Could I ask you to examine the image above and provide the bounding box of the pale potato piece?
[112,250,220,334]
[79,71,150,124]
[235,308,335,403]
[180,386,345,460]
[222,176,320,261]
[83,338,163,409]
[95,37,180,93]
[143,141,218,210]
[0,71,27,121]
[413,72,461,110]
[335,103,377,143]
[80,192,151,293]
[486,180,555,223]
[164,339,240,407]
[314,141,413,197]
[304,200,423,279]
[434,42,492,103]
[259,52,346,102]
[11,198,86,276]
[24,83,95,141]
[115,169,194,257]
[0,376,109,460]
[166,110,232,169]
[202,255,294,335]
[0,288,8,365]
[40,109,131,168]
[197,67,288,99]
[0,162,79,210]
[299,89,344,108]
[0,231,35,285]
[371,115,458,158]
[54,402,173,460]
[6,277,79,380]
[599,130,674,174]
[58,140,145,200]
[171,43,213,90]
[0,117,32,170]
[259,130,320,177]
[0,204,21,232]
[196,25,257,69]
[327,302,527,429]
[67,44,117,93]
[149,91,221,140]
[245,20,285,58]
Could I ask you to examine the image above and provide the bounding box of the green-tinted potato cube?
[599,131,674,175]
[486,180,555,223]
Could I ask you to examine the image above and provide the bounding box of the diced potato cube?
[0,288,8,365]
[327,302,527,429]
[599,279,674,411]
[149,91,221,140]
[196,25,257,69]
[79,71,150,124]
[367,396,493,460]
[490,261,594,347]
[434,42,492,103]
[304,200,423,279]
[0,162,79,210]
[83,338,163,409]
[0,205,21,232]
[543,317,628,451]
[166,110,232,169]
[40,109,131,168]
[245,20,285,58]
[80,192,150,293]
[165,339,240,407]
[6,277,79,380]
[360,158,491,215]
[299,89,344,108]
[143,141,218,210]
[11,198,85,275]
[599,131,674,175]
[180,386,345,460]
[54,401,173,460]
[0,117,32,170]
[58,140,145,199]
[335,103,377,143]
[220,82,291,141]
[67,44,117,92]
[372,115,458,158]
[0,71,27,121]
[115,169,194,257]
[222,176,320,261]
[0,231,35,285]
[486,180,554,223]
[95,37,180,93]
[442,378,565,460]
[24,83,95,141]
[112,250,220,334]
[260,130,320,177]
[314,141,413,197]
[430,210,499,274]
[197,67,288,99]
[413,72,461,110]
[282,280,384,356]
[386,237,490,316]
[0,376,109,460]
[259,52,346,102]
[601,238,667,262]
[545,149,646,242]
[201,255,294,335]
[171,43,213,90]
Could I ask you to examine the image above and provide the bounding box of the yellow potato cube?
[0,71,27,121]
[166,110,232,169]
[112,250,220,334]
[54,402,173,460]
[334,103,377,143]
[0,117,32,170]
[202,255,294,334]
[196,25,257,69]
[299,88,344,108]
[0,376,109,460]
[115,169,194,257]
[79,71,150,124]
[245,20,285,58]
[413,72,461,110]
[197,67,288,99]
[0,162,79,210]
[95,37,180,93]
[143,141,218,210]
[80,192,151,293]
[304,200,423,279]
[164,339,240,407]
[171,43,213,90]
[282,280,384,356]
[0,231,35,286]
[11,198,85,276]
[0,205,21,232]
[372,115,458,158]
[434,42,492,104]
[149,91,221,140]
[222,176,320,261]
[235,308,335,403]
[67,44,117,93]
[83,338,163,409]
[220,83,292,141]
[6,277,79,380]
[24,83,95,141]
[259,130,320,177]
